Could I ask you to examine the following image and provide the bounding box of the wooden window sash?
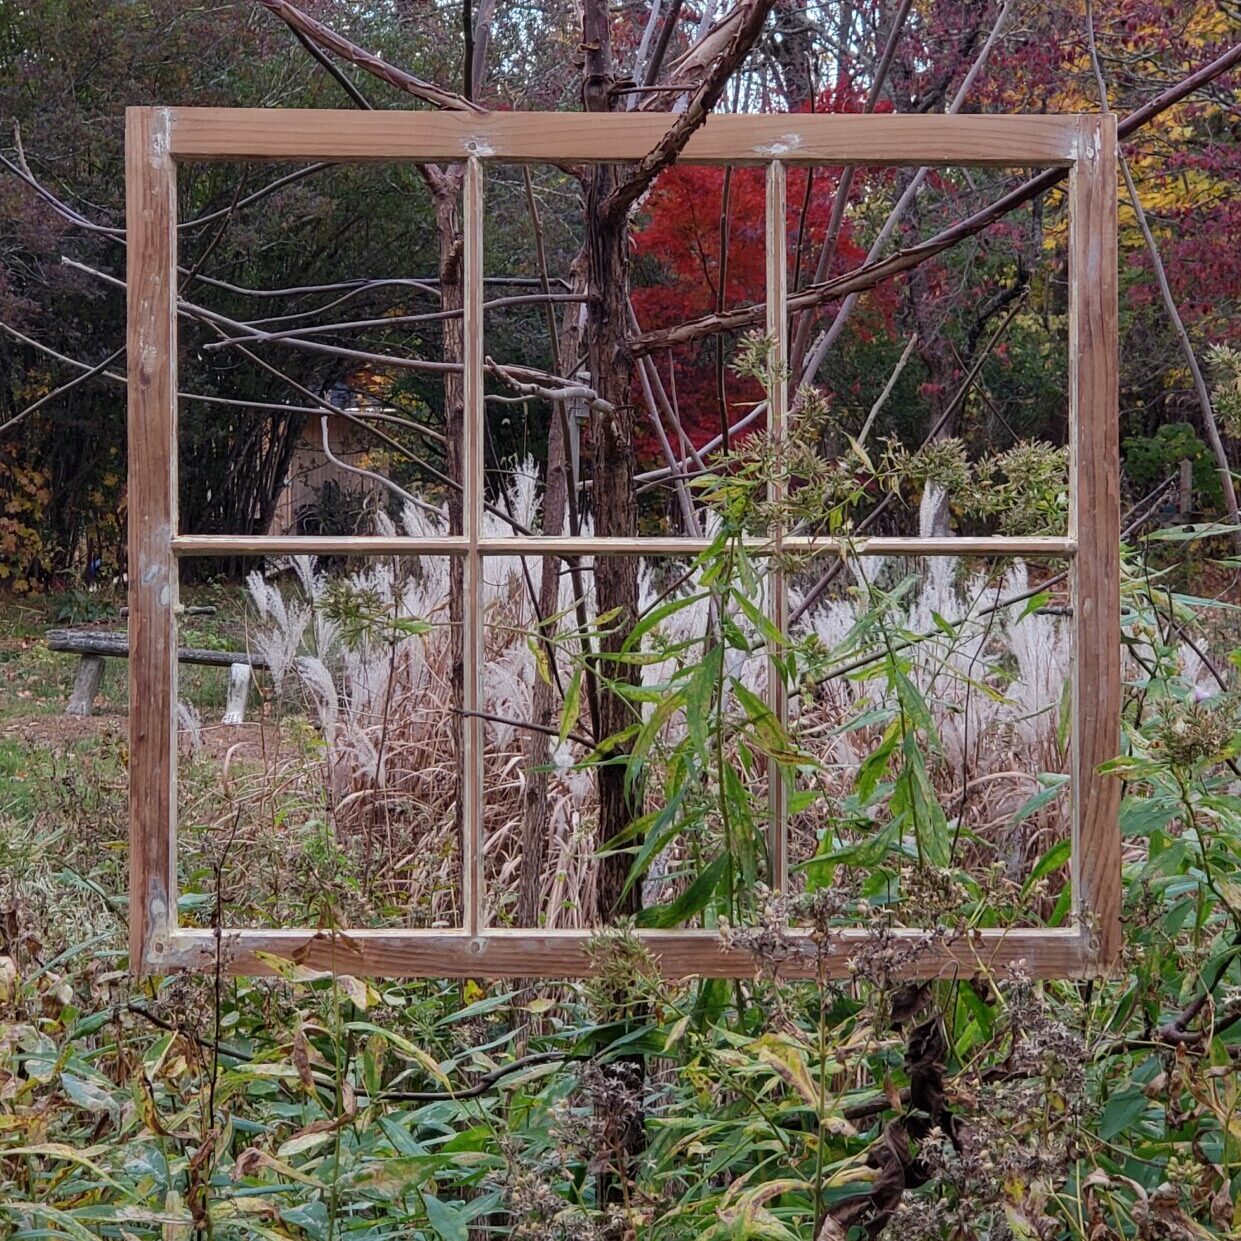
[127,109,1118,980]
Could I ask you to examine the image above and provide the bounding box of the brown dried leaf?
[291,1024,315,1096]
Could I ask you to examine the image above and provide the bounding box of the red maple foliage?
[629,87,901,464]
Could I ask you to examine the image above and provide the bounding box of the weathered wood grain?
[765,160,789,894]
[66,655,106,717]
[1069,114,1122,970]
[156,925,1094,980]
[168,109,1080,167]
[126,107,179,976]
[222,663,253,727]
[462,157,486,935]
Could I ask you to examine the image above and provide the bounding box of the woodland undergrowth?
[2,353,1240,1238]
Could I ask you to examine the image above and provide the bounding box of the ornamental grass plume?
[239,463,1117,925]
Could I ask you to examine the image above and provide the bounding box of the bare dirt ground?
[1,710,278,764]
[1,712,126,748]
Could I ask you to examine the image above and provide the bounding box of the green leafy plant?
[1124,422,1224,512]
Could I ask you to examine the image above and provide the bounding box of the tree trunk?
[585,210,644,921]
[579,0,649,1217]
[582,0,644,924]
[518,266,587,927]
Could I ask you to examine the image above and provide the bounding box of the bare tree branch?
[630,38,1241,357]
[0,347,124,439]
[797,0,1016,385]
[643,0,689,93]
[787,0,913,375]
[199,292,586,348]
[255,0,484,113]
[602,0,777,227]
[291,26,374,108]
[629,0,667,105]
[63,257,597,406]
[485,358,616,413]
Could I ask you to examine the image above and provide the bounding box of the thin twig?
[787,0,913,374]
[255,0,483,112]
[0,347,124,438]
[855,334,917,449]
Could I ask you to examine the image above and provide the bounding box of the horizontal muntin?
[158,108,1082,167]
[154,925,1092,980]
[172,534,1076,558]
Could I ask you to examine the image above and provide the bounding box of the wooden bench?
[46,628,268,725]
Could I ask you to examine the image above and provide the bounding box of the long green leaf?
[636,853,728,928]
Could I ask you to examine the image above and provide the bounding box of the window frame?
[127,107,1119,980]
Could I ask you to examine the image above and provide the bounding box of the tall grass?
[231,469,1136,929]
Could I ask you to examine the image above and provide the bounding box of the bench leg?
[222,663,251,726]
[66,655,106,717]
